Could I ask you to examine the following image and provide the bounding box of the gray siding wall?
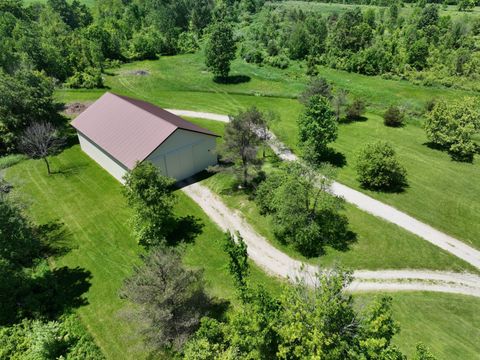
[77,132,129,183]
[146,129,217,181]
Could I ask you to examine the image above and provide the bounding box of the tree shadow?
[359,181,409,194]
[37,220,75,257]
[2,266,92,325]
[339,115,368,124]
[424,141,476,163]
[214,75,251,84]
[166,215,204,246]
[320,148,347,168]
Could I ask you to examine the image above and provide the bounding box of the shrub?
[383,105,405,127]
[0,154,26,169]
[355,141,408,191]
[425,97,480,162]
[345,98,366,120]
[65,67,103,89]
[265,54,289,69]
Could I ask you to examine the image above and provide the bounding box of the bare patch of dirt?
[127,69,150,76]
[63,102,91,116]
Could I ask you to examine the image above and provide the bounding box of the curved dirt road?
[181,181,480,298]
[168,109,480,271]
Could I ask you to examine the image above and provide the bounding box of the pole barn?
[71,92,219,183]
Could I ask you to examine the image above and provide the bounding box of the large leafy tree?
[425,97,480,162]
[123,162,177,248]
[298,94,338,164]
[256,162,353,257]
[205,20,237,80]
[0,69,57,154]
[184,266,415,359]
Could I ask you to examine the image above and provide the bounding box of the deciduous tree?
[19,122,65,175]
[123,162,177,248]
[205,20,236,80]
[355,141,408,191]
[298,95,338,164]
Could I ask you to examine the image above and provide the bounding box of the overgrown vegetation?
[241,2,480,91]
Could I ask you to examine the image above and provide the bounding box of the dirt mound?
[128,69,150,76]
[64,102,90,116]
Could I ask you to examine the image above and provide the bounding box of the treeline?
[0,0,220,88]
[298,0,480,6]
[241,2,480,90]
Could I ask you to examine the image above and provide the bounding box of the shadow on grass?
[2,266,92,325]
[320,148,347,168]
[37,220,76,257]
[423,141,476,163]
[339,115,368,124]
[166,215,204,246]
[214,75,251,84]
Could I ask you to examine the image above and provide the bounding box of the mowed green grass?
[355,292,480,360]
[5,146,282,359]
[190,117,475,272]
[4,146,479,359]
[57,53,480,250]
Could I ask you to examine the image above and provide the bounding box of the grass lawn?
[5,146,282,359]
[55,53,480,250]
[354,292,480,360]
[4,146,479,359]
[183,117,476,273]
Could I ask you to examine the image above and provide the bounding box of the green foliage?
[0,315,104,360]
[300,77,332,104]
[120,247,211,352]
[0,195,42,268]
[0,154,26,170]
[0,69,57,154]
[345,98,366,120]
[413,342,438,360]
[298,94,338,163]
[65,66,103,88]
[221,107,264,186]
[185,267,409,359]
[223,232,249,293]
[425,97,480,162]
[123,162,177,248]
[355,141,408,191]
[205,20,237,80]
[383,105,405,127]
[256,163,353,257]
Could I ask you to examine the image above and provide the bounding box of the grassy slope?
[189,117,475,272]
[355,292,480,360]
[56,53,480,250]
[5,146,281,359]
[4,147,479,359]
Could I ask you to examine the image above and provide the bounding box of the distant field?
[272,1,480,19]
[56,53,480,251]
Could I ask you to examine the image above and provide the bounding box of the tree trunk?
[43,157,51,175]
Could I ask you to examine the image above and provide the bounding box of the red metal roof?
[71,92,218,170]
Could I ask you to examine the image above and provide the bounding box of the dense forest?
[241,2,480,90]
